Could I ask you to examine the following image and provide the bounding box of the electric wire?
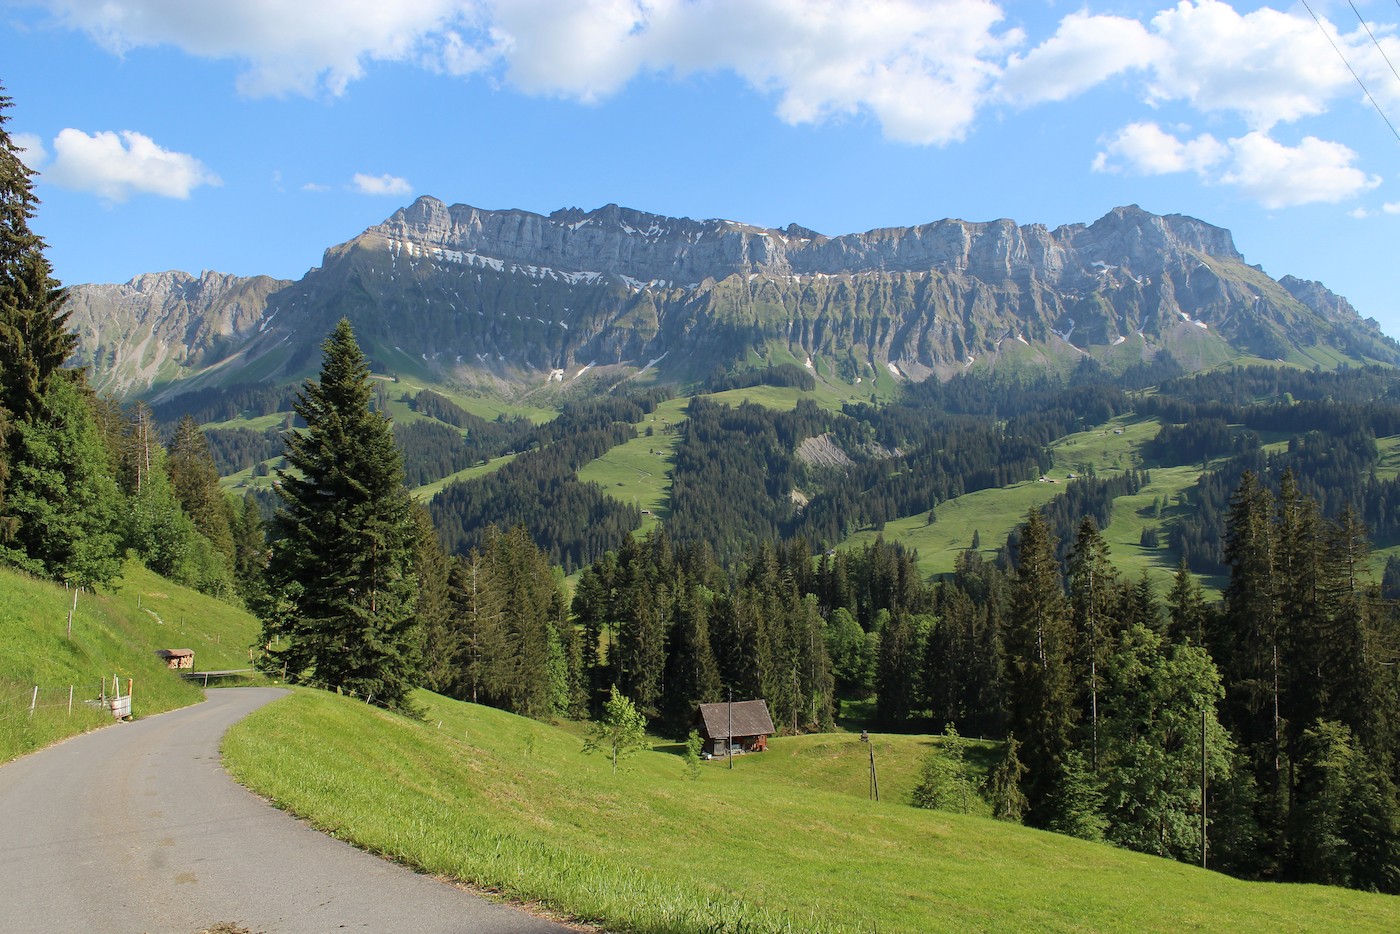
[1299,0,1400,143]
[1351,1,1400,89]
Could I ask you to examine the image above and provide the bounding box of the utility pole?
[1201,706,1208,869]
[728,688,734,770]
[869,742,879,802]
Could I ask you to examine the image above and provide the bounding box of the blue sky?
[4,1,1400,334]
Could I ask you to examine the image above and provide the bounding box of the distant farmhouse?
[695,699,775,757]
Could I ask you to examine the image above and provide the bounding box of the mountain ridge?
[64,197,1400,399]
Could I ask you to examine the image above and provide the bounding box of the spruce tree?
[0,84,117,585]
[1068,516,1119,769]
[1217,470,1285,866]
[264,319,421,709]
[1004,509,1077,827]
[1167,558,1207,646]
[167,414,236,565]
[0,84,75,424]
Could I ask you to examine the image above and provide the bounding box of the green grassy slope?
[224,689,1400,934]
[0,561,263,763]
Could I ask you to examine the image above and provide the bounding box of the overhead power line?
[1300,0,1400,143]
[1353,1,1400,88]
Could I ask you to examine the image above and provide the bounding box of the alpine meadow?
[6,49,1400,932]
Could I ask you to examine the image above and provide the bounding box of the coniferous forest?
[4,83,1400,897]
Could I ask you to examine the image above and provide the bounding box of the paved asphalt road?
[0,687,573,933]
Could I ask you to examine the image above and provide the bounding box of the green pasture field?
[575,427,678,532]
[412,453,520,501]
[0,561,263,764]
[223,688,1400,933]
[843,414,1226,594]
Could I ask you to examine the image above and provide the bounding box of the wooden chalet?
[155,648,194,670]
[695,699,775,757]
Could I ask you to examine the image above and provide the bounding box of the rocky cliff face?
[64,198,1400,398]
[66,270,291,396]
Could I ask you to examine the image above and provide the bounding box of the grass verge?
[223,688,1400,933]
[0,561,263,763]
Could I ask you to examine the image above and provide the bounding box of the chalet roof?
[695,700,775,740]
[154,649,194,659]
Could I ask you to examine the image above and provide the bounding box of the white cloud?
[1145,1,1353,130]
[302,182,332,193]
[1093,122,1228,176]
[1385,202,1400,215]
[29,0,1400,152]
[43,128,221,201]
[1220,132,1380,208]
[39,0,467,96]
[1094,122,1379,208]
[35,0,1021,145]
[1000,12,1159,106]
[352,173,412,196]
[11,132,49,170]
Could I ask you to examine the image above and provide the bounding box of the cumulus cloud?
[39,0,466,97]
[1094,122,1379,208]
[42,129,221,201]
[1220,133,1380,208]
[1093,121,1227,176]
[1145,0,1353,129]
[1000,12,1159,106]
[28,0,1400,152]
[10,132,49,170]
[35,0,1021,145]
[352,173,412,196]
[1385,202,1400,215]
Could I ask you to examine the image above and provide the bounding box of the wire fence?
[0,679,126,725]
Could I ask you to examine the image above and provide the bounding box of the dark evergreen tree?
[1004,509,1077,827]
[1215,469,1285,869]
[0,84,75,425]
[167,414,236,565]
[986,735,1029,822]
[0,85,117,585]
[231,492,268,606]
[1167,558,1207,646]
[659,570,722,735]
[262,319,422,709]
[1068,516,1119,769]
[875,609,920,723]
[412,504,456,694]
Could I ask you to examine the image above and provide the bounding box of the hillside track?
[0,687,571,933]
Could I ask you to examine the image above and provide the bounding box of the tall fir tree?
[1216,470,1286,870]
[0,84,117,585]
[0,84,74,425]
[411,504,456,695]
[1167,558,1208,646]
[1068,516,1119,769]
[263,319,421,709]
[1004,509,1077,827]
[167,414,237,565]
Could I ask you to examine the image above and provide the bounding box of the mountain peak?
[65,197,1397,398]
